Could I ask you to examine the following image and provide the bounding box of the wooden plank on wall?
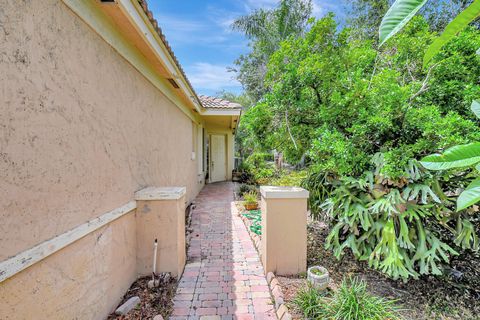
[0,201,137,283]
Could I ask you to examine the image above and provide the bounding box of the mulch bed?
[107,275,177,320]
[278,221,480,320]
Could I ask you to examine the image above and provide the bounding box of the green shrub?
[253,166,276,185]
[269,170,308,187]
[294,278,403,320]
[238,184,257,196]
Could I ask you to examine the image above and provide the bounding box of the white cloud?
[186,62,240,91]
[243,0,279,11]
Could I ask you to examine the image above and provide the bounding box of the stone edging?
[266,272,293,320]
[237,206,262,254]
[234,202,293,320]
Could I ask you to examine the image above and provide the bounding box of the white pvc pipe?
[152,239,158,281]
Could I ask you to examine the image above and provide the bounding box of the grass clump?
[243,190,258,206]
[294,278,403,320]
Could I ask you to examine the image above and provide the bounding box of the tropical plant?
[379,0,480,66]
[302,171,336,219]
[323,154,479,280]
[421,101,480,211]
[294,278,403,320]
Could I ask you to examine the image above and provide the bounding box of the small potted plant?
[307,266,329,290]
[243,190,258,210]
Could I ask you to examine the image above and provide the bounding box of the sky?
[150,1,346,96]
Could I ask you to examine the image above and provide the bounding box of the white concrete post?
[260,186,309,276]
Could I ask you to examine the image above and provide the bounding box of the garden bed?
[107,275,177,320]
[280,221,480,320]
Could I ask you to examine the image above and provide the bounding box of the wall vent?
[100,0,116,3]
[167,78,180,89]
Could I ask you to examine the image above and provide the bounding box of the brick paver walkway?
[171,182,276,320]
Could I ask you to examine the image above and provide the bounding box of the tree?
[379,0,480,210]
[348,0,477,41]
[231,0,313,102]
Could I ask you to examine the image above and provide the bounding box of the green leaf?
[420,143,480,170]
[472,99,480,119]
[379,0,428,46]
[424,0,480,66]
[457,177,480,211]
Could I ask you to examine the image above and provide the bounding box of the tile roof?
[136,1,242,112]
[137,0,201,107]
[198,95,243,110]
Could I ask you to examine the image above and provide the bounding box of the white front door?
[210,134,227,182]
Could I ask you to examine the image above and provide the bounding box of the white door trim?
[209,134,227,183]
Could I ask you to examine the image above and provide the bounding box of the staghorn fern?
[321,153,478,280]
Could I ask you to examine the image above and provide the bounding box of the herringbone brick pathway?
[171,182,276,320]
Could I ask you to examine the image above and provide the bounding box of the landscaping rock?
[153,315,164,320]
[276,304,288,319]
[266,272,275,284]
[272,285,284,300]
[270,277,280,288]
[274,295,284,310]
[114,296,140,316]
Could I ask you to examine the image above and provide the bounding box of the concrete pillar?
[134,187,186,278]
[260,186,309,276]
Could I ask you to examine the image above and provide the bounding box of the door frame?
[208,133,227,183]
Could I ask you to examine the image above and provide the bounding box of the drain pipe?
[148,239,159,288]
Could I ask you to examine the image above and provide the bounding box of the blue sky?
[150,1,346,96]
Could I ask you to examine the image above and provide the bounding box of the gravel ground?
[107,274,177,319]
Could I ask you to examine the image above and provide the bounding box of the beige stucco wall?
[136,196,186,278]
[0,212,137,319]
[261,196,308,275]
[0,0,204,318]
[0,0,203,261]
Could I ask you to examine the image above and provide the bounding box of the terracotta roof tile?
[198,95,243,110]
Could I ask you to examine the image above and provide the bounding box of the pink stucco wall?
[0,0,203,317]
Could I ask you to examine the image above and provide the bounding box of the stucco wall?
[0,0,202,260]
[0,212,137,319]
[0,0,203,318]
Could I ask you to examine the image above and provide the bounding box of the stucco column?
[134,187,186,278]
[260,186,309,276]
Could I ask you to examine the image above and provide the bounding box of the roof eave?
[118,0,202,112]
[200,108,242,116]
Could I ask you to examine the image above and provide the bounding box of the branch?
[310,84,322,105]
[409,63,439,103]
[368,51,380,90]
[285,110,298,150]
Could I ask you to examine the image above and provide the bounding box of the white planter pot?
[307,266,329,290]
